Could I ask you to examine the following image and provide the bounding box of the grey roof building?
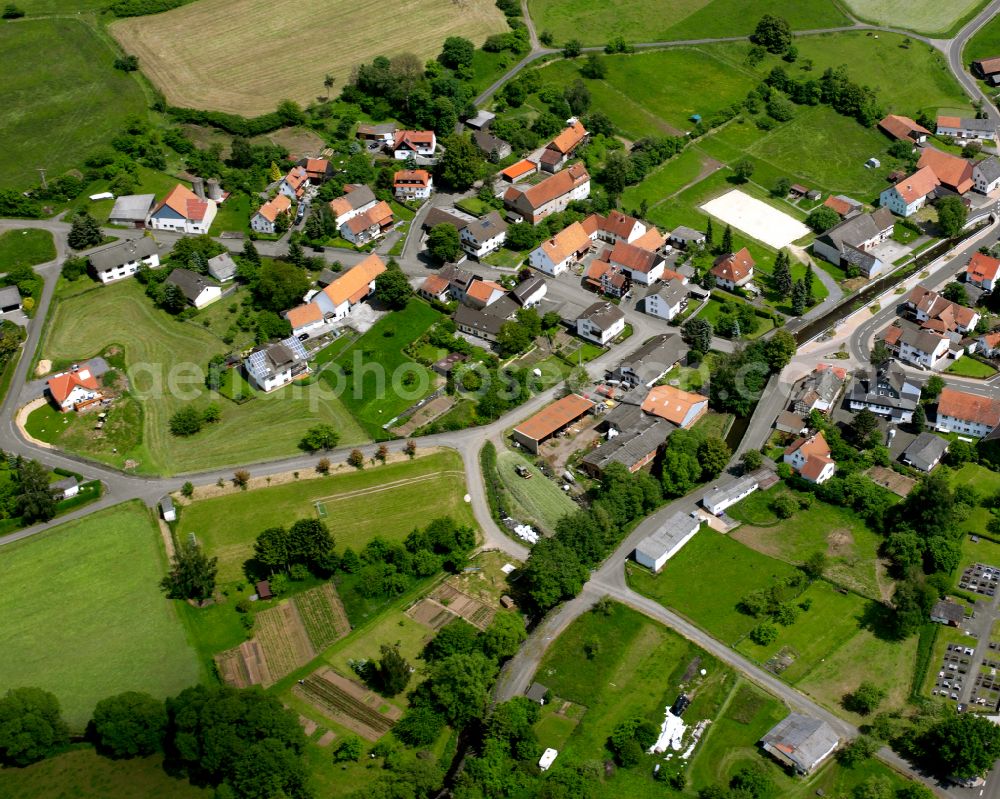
[976,156,1000,186]
[848,364,921,422]
[760,713,839,774]
[813,207,895,279]
[317,268,338,287]
[88,237,158,274]
[165,268,221,305]
[511,276,546,306]
[634,510,702,572]
[669,226,706,247]
[207,252,237,282]
[422,207,468,232]
[903,432,949,472]
[606,333,685,388]
[581,417,674,476]
[0,285,21,312]
[244,336,309,391]
[931,599,965,626]
[108,193,155,227]
[577,301,625,332]
[465,110,496,130]
[472,129,512,159]
[462,211,508,248]
[792,366,847,415]
[453,295,519,341]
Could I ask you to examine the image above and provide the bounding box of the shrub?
[749,621,778,646]
[169,406,202,436]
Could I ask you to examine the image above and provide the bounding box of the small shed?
[931,600,965,627]
[0,285,22,313]
[526,682,549,704]
[256,579,273,600]
[539,748,558,772]
[789,184,809,197]
[806,189,822,201]
[50,476,79,500]
[159,495,176,522]
[499,595,517,609]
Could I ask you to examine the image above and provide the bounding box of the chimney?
[192,177,205,200]
[206,178,223,202]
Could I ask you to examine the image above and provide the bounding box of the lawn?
[111,0,508,115]
[728,484,887,600]
[209,193,253,235]
[842,0,988,36]
[629,529,800,643]
[0,502,201,730]
[965,11,1000,65]
[529,48,758,137]
[525,0,847,47]
[182,450,476,584]
[5,749,209,799]
[692,410,734,439]
[0,17,147,191]
[325,298,442,439]
[946,356,998,378]
[621,147,714,211]
[951,462,1000,538]
[38,279,364,474]
[0,229,55,268]
[82,167,188,225]
[789,32,974,118]
[495,447,578,534]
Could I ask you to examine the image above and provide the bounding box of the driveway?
[870,239,909,266]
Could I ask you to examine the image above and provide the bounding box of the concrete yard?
[701,190,811,249]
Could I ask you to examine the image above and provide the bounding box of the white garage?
[634,512,702,573]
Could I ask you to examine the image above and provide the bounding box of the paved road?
[940,0,1000,130]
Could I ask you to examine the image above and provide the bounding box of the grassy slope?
[496,448,577,534]
[728,484,884,599]
[326,298,441,439]
[526,0,847,47]
[0,502,201,730]
[39,279,365,474]
[965,13,1000,63]
[628,529,915,717]
[183,451,476,583]
[0,229,56,268]
[0,18,147,190]
[5,749,209,799]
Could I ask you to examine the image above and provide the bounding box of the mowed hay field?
[0,502,201,730]
[111,0,509,115]
[182,450,477,583]
[39,279,365,474]
[841,0,987,35]
[0,18,147,190]
[526,0,847,47]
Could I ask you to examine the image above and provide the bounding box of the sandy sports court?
[700,189,810,249]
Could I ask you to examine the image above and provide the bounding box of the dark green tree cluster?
[374,259,414,309]
[252,518,335,576]
[806,206,841,233]
[661,429,731,498]
[67,212,103,250]
[764,64,883,127]
[0,687,69,766]
[709,334,796,416]
[339,516,475,601]
[521,463,662,612]
[161,538,218,602]
[299,424,340,452]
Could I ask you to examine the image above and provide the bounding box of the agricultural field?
[111,0,508,115]
[728,484,887,600]
[842,0,987,35]
[37,278,365,474]
[182,450,475,583]
[0,229,55,269]
[495,447,578,534]
[0,18,147,190]
[324,298,442,439]
[525,0,847,48]
[629,530,916,718]
[0,502,201,730]
[621,148,719,211]
[5,749,209,799]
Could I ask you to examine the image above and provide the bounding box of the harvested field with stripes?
[110,0,508,115]
[295,668,402,740]
[407,580,497,630]
[215,583,351,687]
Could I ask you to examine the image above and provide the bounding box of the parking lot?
[932,643,974,704]
[960,563,1000,598]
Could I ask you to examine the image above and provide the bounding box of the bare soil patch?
[826,528,855,559]
[295,668,401,741]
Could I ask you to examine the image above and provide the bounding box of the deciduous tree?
[0,688,69,766]
[90,691,167,758]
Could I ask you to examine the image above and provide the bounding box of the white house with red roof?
[784,432,836,484]
[251,195,292,235]
[936,388,1000,438]
[279,166,308,201]
[149,184,216,234]
[967,252,1000,292]
[711,248,755,291]
[47,366,102,412]
[393,169,433,201]
[393,130,436,159]
[607,240,664,285]
[340,201,394,245]
[879,166,940,217]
